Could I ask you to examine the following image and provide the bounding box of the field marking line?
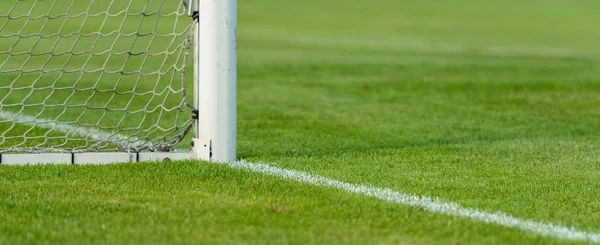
[0,110,146,147]
[3,111,600,243]
[222,160,600,244]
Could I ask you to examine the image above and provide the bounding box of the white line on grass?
[0,110,145,147]
[222,160,600,244]
[4,111,600,243]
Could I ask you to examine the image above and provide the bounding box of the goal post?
[193,0,237,162]
[0,0,237,164]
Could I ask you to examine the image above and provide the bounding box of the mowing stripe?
[245,29,600,60]
[3,111,600,243]
[222,160,600,244]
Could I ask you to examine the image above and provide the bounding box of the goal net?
[0,0,196,154]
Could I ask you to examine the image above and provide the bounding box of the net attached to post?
[0,0,196,153]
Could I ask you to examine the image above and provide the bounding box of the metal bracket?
[192,138,211,161]
[192,11,199,21]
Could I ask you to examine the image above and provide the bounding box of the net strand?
[0,0,195,153]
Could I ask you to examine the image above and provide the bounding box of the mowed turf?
[2,0,600,244]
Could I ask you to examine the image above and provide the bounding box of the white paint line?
[0,110,146,148]
[3,110,599,243]
[219,160,600,244]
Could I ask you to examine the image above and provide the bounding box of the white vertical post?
[193,0,237,162]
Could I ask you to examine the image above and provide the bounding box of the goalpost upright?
[192,0,238,162]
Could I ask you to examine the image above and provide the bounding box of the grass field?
[2,0,600,244]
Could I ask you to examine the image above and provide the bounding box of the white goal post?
[0,0,236,164]
[194,0,237,163]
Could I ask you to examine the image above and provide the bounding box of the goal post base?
[191,138,211,161]
[0,152,201,165]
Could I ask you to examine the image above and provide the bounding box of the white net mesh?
[0,0,195,153]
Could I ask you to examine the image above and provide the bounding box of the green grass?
[2,0,600,244]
